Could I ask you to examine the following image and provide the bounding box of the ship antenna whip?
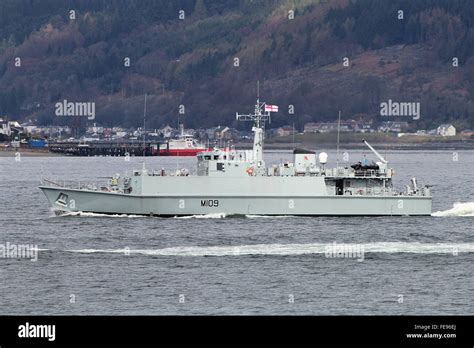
[142,93,147,158]
[336,110,341,170]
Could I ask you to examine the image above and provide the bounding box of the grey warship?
[40,98,432,216]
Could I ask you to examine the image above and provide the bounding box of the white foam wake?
[52,203,474,218]
[174,213,227,219]
[175,214,291,219]
[57,211,145,218]
[245,215,292,219]
[432,202,474,217]
[66,242,474,257]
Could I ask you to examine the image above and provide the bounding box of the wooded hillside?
[1,0,474,130]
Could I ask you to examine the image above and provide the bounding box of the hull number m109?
[201,199,219,207]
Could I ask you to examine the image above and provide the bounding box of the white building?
[437,124,456,137]
[0,119,12,136]
[160,125,173,138]
[0,119,22,137]
[21,124,38,135]
[113,131,128,139]
[88,123,104,135]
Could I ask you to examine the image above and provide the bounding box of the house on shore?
[303,121,354,133]
[460,129,474,137]
[275,125,295,137]
[378,121,410,133]
[437,124,456,137]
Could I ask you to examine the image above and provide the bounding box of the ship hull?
[39,186,432,216]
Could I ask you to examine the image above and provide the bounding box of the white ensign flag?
[265,104,279,112]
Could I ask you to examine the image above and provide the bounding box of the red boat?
[159,133,210,156]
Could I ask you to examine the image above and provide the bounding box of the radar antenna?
[235,101,271,129]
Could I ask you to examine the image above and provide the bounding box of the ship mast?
[236,83,272,165]
[142,93,147,157]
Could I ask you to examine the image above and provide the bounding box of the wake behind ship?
[40,99,432,216]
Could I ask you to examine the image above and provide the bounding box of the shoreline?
[1,140,473,157]
[262,141,474,151]
[0,149,61,157]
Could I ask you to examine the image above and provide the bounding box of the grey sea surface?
[0,150,473,315]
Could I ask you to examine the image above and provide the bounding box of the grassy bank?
[268,132,471,144]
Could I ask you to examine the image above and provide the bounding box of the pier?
[48,140,166,156]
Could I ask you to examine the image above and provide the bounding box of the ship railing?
[354,170,380,177]
[344,187,430,197]
[326,167,384,178]
[41,178,97,190]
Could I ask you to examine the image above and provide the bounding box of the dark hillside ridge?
[0,0,473,130]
